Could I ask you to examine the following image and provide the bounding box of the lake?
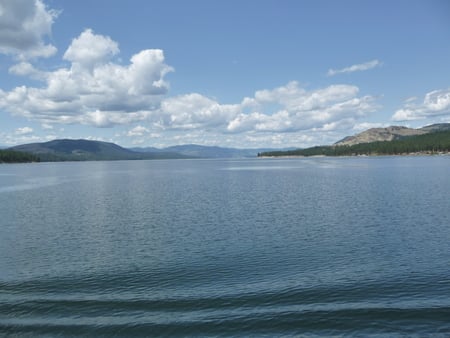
[1,156,450,336]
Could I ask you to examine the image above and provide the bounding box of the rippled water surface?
[1,157,450,336]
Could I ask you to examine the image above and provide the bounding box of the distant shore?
[259,151,450,158]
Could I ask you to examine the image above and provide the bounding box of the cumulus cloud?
[1,54,377,145]
[0,29,174,127]
[0,0,58,59]
[0,26,380,148]
[63,29,119,69]
[9,61,46,79]
[328,59,381,76]
[151,81,376,135]
[392,88,450,121]
[158,93,240,130]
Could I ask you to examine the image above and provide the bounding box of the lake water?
[1,156,450,337]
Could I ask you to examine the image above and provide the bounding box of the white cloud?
[327,59,381,76]
[392,88,450,121]
[226,81,377,133]
[403,96,418,103]
[81,110,153,128]
[152,81,376,135]
[1,62,378,148]
[227,110,293,133]
[127,125,149,137]
[9,61,46,79]
[0,29,173,127]
[63,29,119,69]
[159,93,239,129]
[15,126,33,135]
[0,0,58,59]
[352,122,387,131]
[0,130,43,146]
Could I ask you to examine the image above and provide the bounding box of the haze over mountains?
[131,144,280,159]
[8,139,278,161]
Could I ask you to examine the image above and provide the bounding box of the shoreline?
[259,151,450,159]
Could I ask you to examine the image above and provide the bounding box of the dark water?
[1,156,450,337]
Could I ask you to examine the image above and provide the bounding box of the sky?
[0,0,449,149]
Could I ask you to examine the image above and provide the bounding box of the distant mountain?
[335,123,450,146]
[9,139,189,162]
[8,139,291,162]
[419,123,450,133]
[131,144,287,158]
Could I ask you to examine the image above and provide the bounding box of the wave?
[2,271,450,336]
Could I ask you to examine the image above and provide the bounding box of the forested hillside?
[259,130,450,157]
[8,139,190,162]
[0,150,40,163]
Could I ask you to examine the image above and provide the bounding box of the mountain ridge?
[9,139,190,161]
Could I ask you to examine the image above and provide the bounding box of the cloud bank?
[0,27,379,141]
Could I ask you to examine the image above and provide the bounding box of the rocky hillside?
[335,124,450,146]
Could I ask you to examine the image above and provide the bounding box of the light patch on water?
[0,177,64,193]
[222,165,300,171]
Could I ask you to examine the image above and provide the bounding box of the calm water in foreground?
[1,156,450,337]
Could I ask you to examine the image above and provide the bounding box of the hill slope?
[335,123,450,146]
[335,126,424,146]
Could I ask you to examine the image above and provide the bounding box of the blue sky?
[1,0,449,148]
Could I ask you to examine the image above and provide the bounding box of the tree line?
[0,150,40,163]
[259,130,450,157]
